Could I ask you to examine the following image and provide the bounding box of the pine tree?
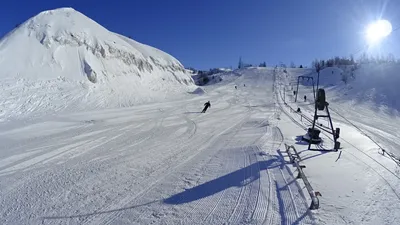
[238,57,243,69]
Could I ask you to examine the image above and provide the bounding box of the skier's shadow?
[164,157,281,205]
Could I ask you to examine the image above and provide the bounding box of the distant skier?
[202,101,211,113]
[235,85,237,89]
[304,95,307,102]
[243,84,246,87]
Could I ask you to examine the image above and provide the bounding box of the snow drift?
[0,7,195,120]
[189,87,206,95]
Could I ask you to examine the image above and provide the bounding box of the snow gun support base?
[306,89,341,151]
[302,128,322,144]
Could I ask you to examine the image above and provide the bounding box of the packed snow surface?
[0,8,195,121]
[1,67,400,224]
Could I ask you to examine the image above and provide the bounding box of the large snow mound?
[0,7,195,120]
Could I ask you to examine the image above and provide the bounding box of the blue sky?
[1,0,400,69]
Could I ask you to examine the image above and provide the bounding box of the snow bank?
[308,64,400,111]
[330,64,400,111]
[0,7,196,120]
[288,64,400,111]
[189,87,206,95]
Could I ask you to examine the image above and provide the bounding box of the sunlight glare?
[366,20,392,44]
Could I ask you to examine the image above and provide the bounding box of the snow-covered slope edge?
[291,64,400,114]
[328,64,400,113]
[0,7,195,120]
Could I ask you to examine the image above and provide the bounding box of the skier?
[304,95,307,102]
[244,84,246,87]
[235,85,237,89]
[202,101,211,113]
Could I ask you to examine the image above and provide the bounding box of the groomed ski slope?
[1,67,399,224]
[0,67,314,225]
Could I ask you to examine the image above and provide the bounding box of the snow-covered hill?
[328,64,400,112]
[291,64,400,113]
[0,8,195,120]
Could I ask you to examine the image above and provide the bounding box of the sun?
[366,19,392,44]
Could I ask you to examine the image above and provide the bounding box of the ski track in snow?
[0,68,323,225]
[3,66,400,225]
[1,59,399,225]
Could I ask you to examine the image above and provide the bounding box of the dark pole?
[308,103,318,150]
[284,86,286,103]
[316,62,321,91]
[272,70,275,93]
[312,79,316,101]
[295,76,300,102]
[324,104,339,151]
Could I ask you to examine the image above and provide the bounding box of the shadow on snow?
[41,200,160,220]
[42,151,314,223]
[184,111,202,114]
[295,135,309,145]
[164,157,281,205]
